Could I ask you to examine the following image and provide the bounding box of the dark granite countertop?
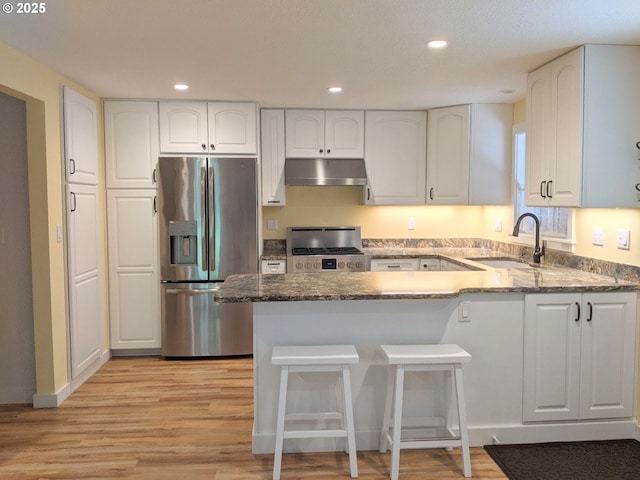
[215,263,639,303]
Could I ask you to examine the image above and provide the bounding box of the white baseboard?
[32,349,111,409]
[253,420,639,454]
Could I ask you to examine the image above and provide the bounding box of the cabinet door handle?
[587,302,593,322]
[153,195,158,214]
[367,187,371,201]
[210,144,215,151]
[636,141,640,149]
[546,180,553,199]
[201,144,207,150]
[152,168,157,184]
[69,158,76,175]
[574,302,580,322]
[319,149,323,154]
[540,181,546,198]
[326,149,331,154]
[70,191,77,212]
[635,183,640,192]
[429,187,434,200]
[267,200,281,204]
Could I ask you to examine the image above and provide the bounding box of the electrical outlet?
[56,225,63,243]
[617,229,630,250]
[494,219,502,232]
[266,219,278,231]
[408,217,416,230]
[592,227,604,246]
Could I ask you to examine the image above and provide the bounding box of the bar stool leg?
[273,366,289,480]
[390,365,405,480]
[379,366,395,453]
[454,364,471,478]
[342,365,358,478]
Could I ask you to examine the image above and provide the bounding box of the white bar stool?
[272,345,359,480]
[379,344,472,479]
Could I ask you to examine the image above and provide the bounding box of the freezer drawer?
[161,283,252,357]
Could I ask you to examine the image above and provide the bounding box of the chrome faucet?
[512,213,545,264]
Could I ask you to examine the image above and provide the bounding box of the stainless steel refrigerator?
[158,156,257,357]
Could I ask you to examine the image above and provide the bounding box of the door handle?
[546,180,553,199]
[153,195,158,213]
[70,191,77,212]
[69,158,76,175]
[429,187,434,200]
[574,302,580,322]
[586,302,593,322]
[540,181,546,198]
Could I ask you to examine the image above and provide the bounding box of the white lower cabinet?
[107,190,160,349]
[523,292,636,422]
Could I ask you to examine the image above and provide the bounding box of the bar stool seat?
[272,345,359,480]
[379,344,472,479]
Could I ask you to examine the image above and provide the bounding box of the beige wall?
[0,41,109,398]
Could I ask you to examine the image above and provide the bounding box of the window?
[512,124,574,250]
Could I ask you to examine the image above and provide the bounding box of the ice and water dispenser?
[169,220,198,265]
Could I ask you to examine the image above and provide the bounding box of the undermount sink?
[472,259,533,269]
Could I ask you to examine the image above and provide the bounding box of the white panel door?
[67,184,102,377]
[159,101,208,153]
[325,110,364,158]
[63,87,98,185]
[523,294,581,422]
[107,190,160,349]
[427,105,470,204]
[549,47,583,207]
[260,109,286,206]
[104,101,159,188]
[207,102,257,154]
[579,292,636,419]
[285,110,325,158]
[364,111,427,205]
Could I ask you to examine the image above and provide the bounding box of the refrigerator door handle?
[208,161,216,274]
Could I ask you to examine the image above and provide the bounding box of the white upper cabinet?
[285,109,364,158]
[159,101,257,155]
[363,111,427,205]
[427,104,512,205]
[525,45,640,207]
[63,87,99,185]
[260,109,286,206]
[104,101,159,189]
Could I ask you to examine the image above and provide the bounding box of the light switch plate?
[592,227,604,246]
[494,219,503,232]
[408,217,416,230]
[266,219,278,231]
[617,229,630,250]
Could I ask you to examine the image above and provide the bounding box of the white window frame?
[512,123,575,253]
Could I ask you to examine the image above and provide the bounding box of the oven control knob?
[338,261,346,269]
[355,261,363,269]
[304,261,312,269]
[313,261,320,269]
[295,261,303,270]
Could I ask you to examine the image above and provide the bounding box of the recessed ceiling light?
[174,83,189,91]
[328,86,343,93]
[427,40,448,49]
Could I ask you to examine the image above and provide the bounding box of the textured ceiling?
[1,0,640,109]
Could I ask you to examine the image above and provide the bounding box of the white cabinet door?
[523,294,581,422]
[579,292,636,420]
[207,102,257,154]
[66,183,102,378]
[427,105,470,205]
[523,292,636,422]
[159,101,208,153]
[285,110,325,158]
[107,190,160,349]
[260,109,286,206]
[525,65,551,207]
[549,47,583,207]
[63,87,99,185]
[104,101,159,189]
[325,110,364,158]
[364,111,427,205]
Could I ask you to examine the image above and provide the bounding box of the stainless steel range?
[286,226,367,273]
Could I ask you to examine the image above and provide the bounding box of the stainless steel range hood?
[285,158,368,186]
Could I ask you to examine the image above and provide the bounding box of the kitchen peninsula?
[215,257,639,454]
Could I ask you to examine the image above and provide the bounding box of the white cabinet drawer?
[261,260,286,274]
[369,258,419,272]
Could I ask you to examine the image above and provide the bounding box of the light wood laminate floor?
[0,357,507,479]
